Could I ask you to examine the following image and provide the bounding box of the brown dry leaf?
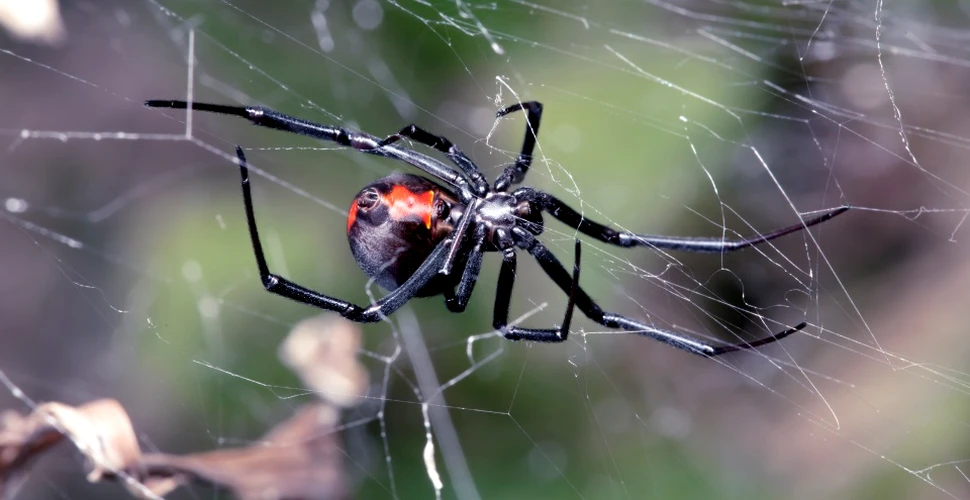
[137,404,347,500]
[0,400,348,499]
[0,399,155,498]
[0,314,366,499]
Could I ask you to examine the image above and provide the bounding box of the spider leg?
[510,227,804,356]
[441,198,480,276]
[236,146,452,322]
[493,101,543,192]
[145,100,477,202]
[377,124,489,196]
[493,239,581,342]
[519,189,848,253]
[445,224,488,313]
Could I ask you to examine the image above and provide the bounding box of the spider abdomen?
[347,173,461,296]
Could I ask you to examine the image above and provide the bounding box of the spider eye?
[357,188,381,210]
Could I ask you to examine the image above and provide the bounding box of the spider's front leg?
[493,101,543,192]
[516,189,849,254]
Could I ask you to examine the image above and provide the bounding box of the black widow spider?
[145,98,848,357]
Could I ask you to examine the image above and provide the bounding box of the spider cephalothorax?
[145,98,848,357]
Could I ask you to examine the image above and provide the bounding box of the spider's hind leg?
[235,146,452,323]
[378,124,488,195]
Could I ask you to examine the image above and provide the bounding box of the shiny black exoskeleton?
[145,98,848,357]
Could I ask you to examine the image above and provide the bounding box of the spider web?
[2,0,970,499]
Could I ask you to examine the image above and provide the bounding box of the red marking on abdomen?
[385,185,435,228]
[347,201,359,234]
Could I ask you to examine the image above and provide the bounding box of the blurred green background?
[3,1,970,499]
